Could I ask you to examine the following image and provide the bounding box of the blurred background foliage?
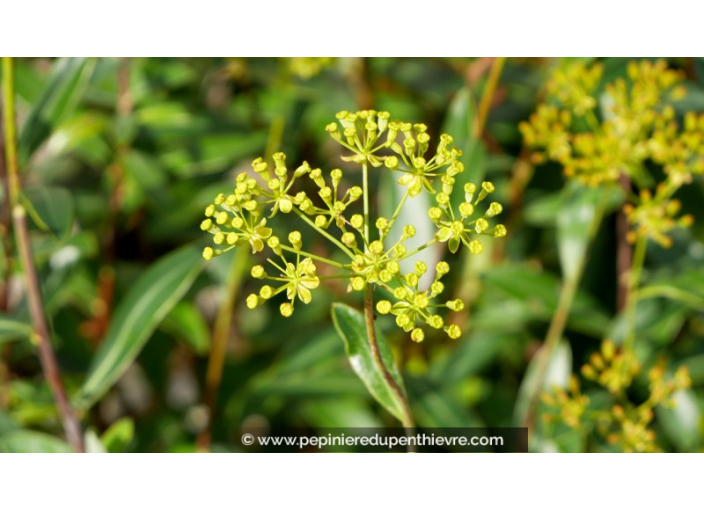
[1,57,703,452]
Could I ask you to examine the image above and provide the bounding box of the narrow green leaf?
[75,245,204,409]
[331,302,407,422]
[18,57,96,163]
[0,430,73,453]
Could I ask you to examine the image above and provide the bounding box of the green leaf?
[101,418,134,453]
[484,263,610,336]
[657,389,701,452]
[0,430,73,453]
[23,186,74,240]
[428,332,503,386]
[0,315,33,345]
[407,377,484,428]
[331,302,407,422]
[75,245,204,409]
[18,57,96,164]
[557,182,617,282]
[162,301,210,355]
[514,341,572,426]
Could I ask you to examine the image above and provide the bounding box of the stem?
[384,189,409,239]
[475,57,506,138]
[0,99,11,312]
[624,234,647,352]
[616,173,632,310]
[292,207,354,258]
[360,162,415,441]
[523,192,607,432]
[278,244,349,270]
[14,207,85,451]
[362,162,370,243]
[364,285,415,431]
[3,57,84,452]
[197,247,249,451]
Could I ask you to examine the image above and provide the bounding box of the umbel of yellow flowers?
[521,60,704,248]
[200,110,507,342]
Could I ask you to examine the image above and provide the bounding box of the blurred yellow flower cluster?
[542,339,691,452]
[521,59,704,247]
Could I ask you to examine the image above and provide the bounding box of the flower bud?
[469,240,483,254]
[369,240,384,254]
[459,202,474,218]
[428,315,444,329]
[342,232,357,247]
[384,156,399,169]
[351,277,366,291]
[446,324,461,339]
[487,202,503,217]
[259,285,274,300]
[411,328,425,343]
[280,303,293,317]
[376,300,392,314]
[246,294,259,309]
[436,261,450,275]
[289,231,302,249]
[350,214,364,230]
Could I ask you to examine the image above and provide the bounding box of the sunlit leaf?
[331,302,407,423]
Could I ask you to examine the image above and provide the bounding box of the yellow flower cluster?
[542,339,691,452]
[286,57,334,79]
[200,110,507,341]
[521,59,704,247]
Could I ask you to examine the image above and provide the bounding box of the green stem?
[475,57,506,137]
[384,187,409,238]
[292,207,354,258]
[197,247,249,451]
[523,191,608,432]
[624,234,647,352]
[360,162,415,440]
[3,57,84,452]
[396,240,437,262]
[278,244,349,270]
[362,162,370,243]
